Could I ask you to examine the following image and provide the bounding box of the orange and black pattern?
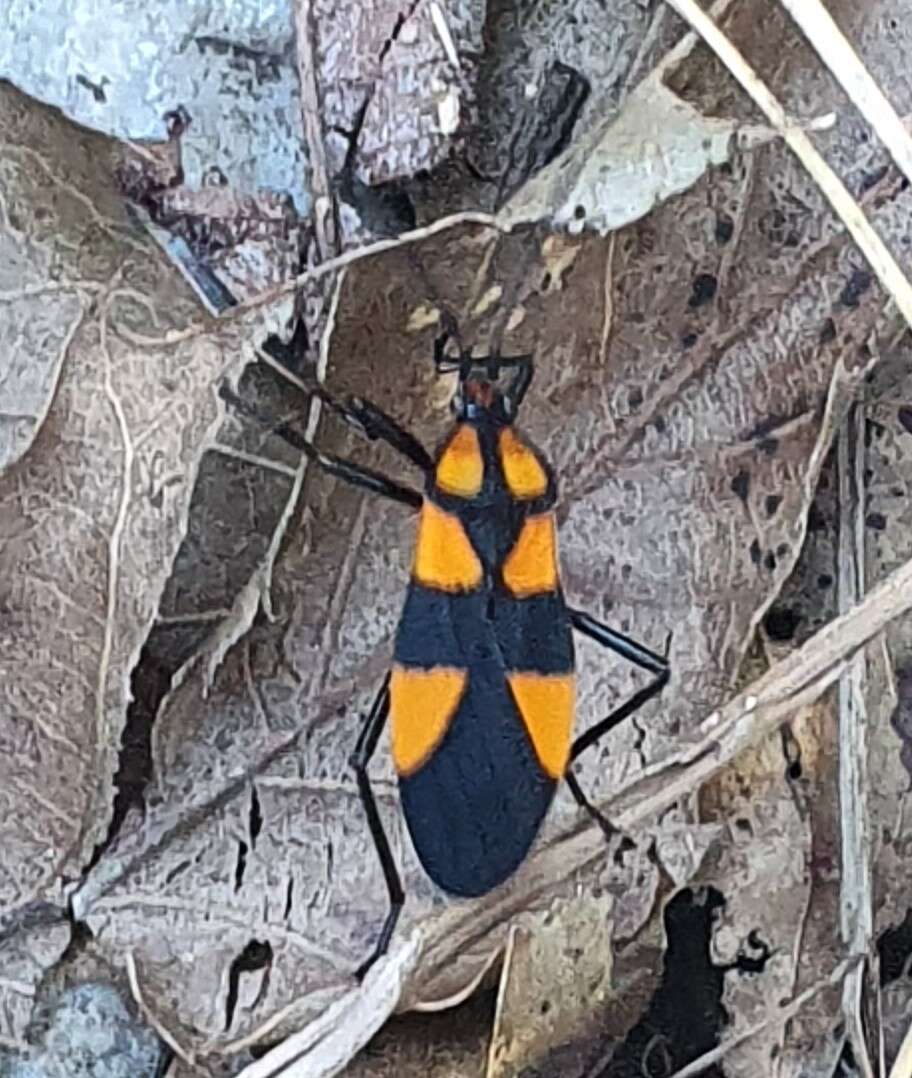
[390,419,575,896]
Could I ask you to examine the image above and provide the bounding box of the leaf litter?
[75,163,910,1076]
[0,79,293,1050]
[5,0,912,1076]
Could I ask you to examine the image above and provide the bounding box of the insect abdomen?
[396,659,563,896]
[391,587,575,896]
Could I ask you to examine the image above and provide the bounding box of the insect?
[221,328,670,978]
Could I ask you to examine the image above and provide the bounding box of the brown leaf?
[0,82,275,1042]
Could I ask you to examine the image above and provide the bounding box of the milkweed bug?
[220,327,670,979]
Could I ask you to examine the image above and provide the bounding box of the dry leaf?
[486,895,615,1078]
[497,76,831,234]
[0,82,283,1045]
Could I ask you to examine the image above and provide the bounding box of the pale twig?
[776,0,912,187]
[837,402,875,1077]
[197,273,347,688]
[125,952,194,1066]
[429,1,459,69]
[233,212,500,318]
[233,933,421,1078]
[294,0,336,258]
[661,0,912,330]
[597,233,617,364]
[208,443,301,480]
[653,0,736,80]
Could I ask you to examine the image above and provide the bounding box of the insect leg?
[505,358,534,412]
[219,383,423,509]
[565,608,671,835]
[567,609,669,761]
[339,395,432,473]
[350,673,406,980]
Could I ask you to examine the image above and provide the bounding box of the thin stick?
[234,212,501,317]
[653,0,736,79]
[124,952,194,1067]
[661,0,912,330]
[777,0,912,188]
[234,933,421,1078]
[294,0,336,258]
[837,402,875,1076]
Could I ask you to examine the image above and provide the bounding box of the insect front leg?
[338,395,433,473]
[565,608,671,838]
[219,383,424,509]
[349,673,406,980]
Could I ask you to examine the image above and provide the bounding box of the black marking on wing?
[393,586,574,674]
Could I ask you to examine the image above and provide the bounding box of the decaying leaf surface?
[0,82,279,1044]
[0,176,81,470]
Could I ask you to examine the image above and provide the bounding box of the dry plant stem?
[234,212,501,318]
[125,952,194,1067]
[653,0,736,79]
[234,934,422,1078]
[201,271,346,690]
[614,557,912,826]
[837,402,875,1077]
[776,0,912,187]
[294,0,336,257]
[666,958,861,1078]
[660,0,912,330]
[429,1,459,69]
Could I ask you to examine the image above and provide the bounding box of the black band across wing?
[393,585,575,674]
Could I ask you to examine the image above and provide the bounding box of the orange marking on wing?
[436,424,483,497]
[507,672,575,779]
[499,427,547,498]
[502,513,558,596]
[391,665,467,776]
[414,499,483,591]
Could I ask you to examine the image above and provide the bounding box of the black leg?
[350,674,406,980]
[564,608,671,836]
[340,395,433,473]
[219,383,423,509]
[505,358,534,413]
[567,609,670,761]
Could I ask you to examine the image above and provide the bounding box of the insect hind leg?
[565,608,670,842]
[350,673,406,980]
